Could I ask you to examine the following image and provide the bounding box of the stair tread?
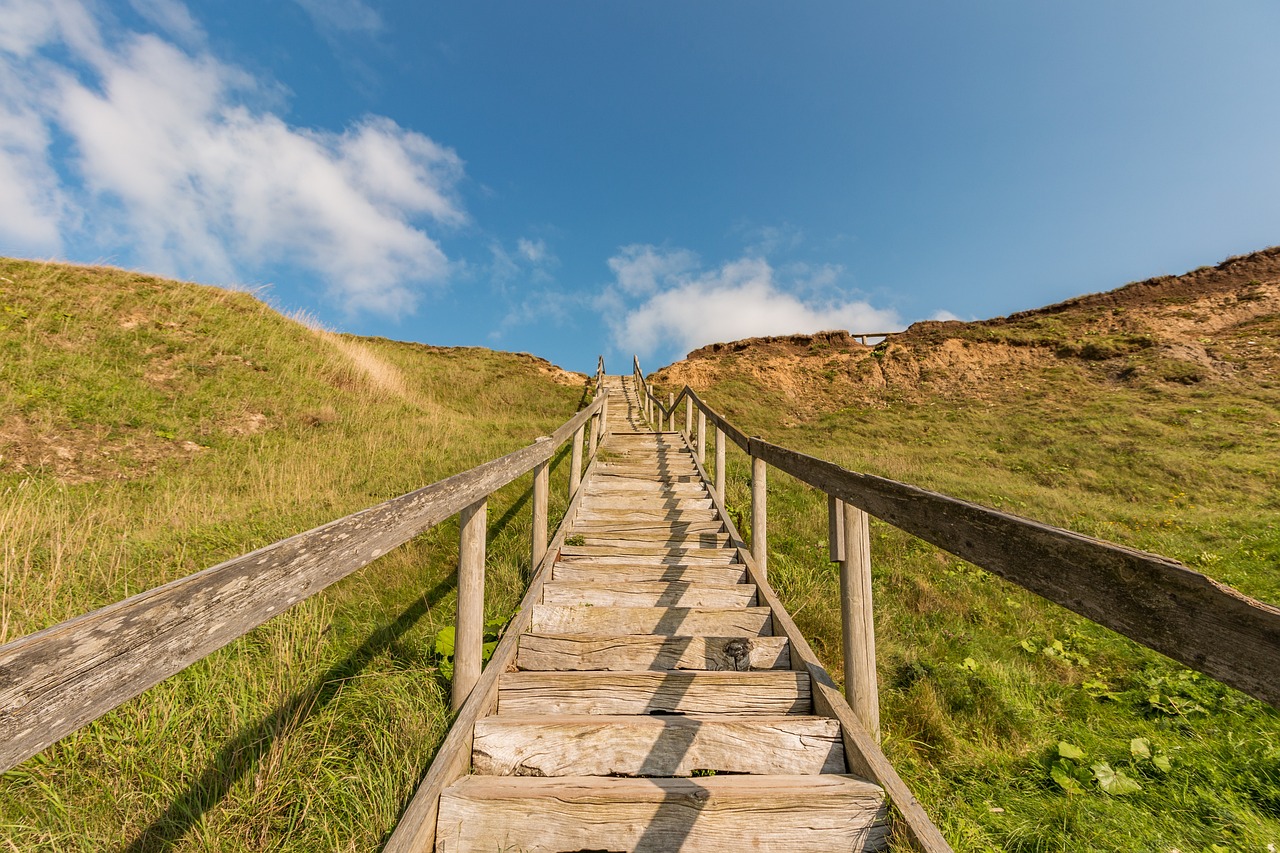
[498,670,811,716]
[531,604,771,636]
[516,633,790,671]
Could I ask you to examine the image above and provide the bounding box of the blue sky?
[3,1,1279,372]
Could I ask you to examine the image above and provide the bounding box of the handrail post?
[531,454,549,571]
[696,410,706,465]
[667,393,675,432]
[827,494,845,562]
[569,424,585,498]
[454,497,487,711]
[600,395,610,446]
[751,454,767,580]
[588,410,599,457]
[841,501,880,740]
[684,396,693,440]
[714,427,725,504]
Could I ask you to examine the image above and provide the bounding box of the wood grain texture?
[382,450,607,853]
[569,519,725,535]
[472,715,844,776]
[574,533,733,548]
[435,774,888,853]
[541,581,757,608]
[531,605,772,636]
[497,671,812,715]
[750,437,1280,709]
[515,633,790,671]
[684,423,954,852]
[551,563,748,585]
[0,395,616,775]
[559,544,739,560]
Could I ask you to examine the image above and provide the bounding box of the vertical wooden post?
[531,456,549,571]
[667,393,675,432]
[696,410,706,465]
[827,494,845,562]
[751,455,767,580]
[714,427,725,505]
[684,396,693,439]
[454,498,487,711]
[600,396,610,446]
[587,411,599,458]
[569,424,584,498]
[841,501,879,740]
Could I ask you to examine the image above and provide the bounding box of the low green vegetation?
[690,340,1280,852]
[0,259,587,850]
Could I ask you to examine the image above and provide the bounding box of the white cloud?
[517,237,546,264]
[605,245,902,360]
[930,309,964,322]
[128,0,204,46]
[0,0,463,316]
[293,0,382,35]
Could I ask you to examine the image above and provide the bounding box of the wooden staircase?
[433,376,890,852]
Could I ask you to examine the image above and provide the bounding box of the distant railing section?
[0,360,616,774]
[632,357,1280,715]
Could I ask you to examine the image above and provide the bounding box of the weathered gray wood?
[842,501,879,739]
[516,633,789,671]
[541,581,757,608]
[587,412,599,458]
[668,391,675,431]
[686,428,954,853]
[697,410,707,465]
[751,454,768,580]
[531,456,549,572]
[472,715,844,777]
[574,533,732,548]
[568,424,584,498]
[531,605,772,636]
[567,519,726,536]
[583,496,714,511]
[551,563,748,585]
[685,395,694,440]
[435,774,888,853]
[454,498,487,711]
[750,438,1280,710]
[829,494,845,562]
[383,450,604,853]
[714,426,726,504]
[0,394,610,775]
[559,544,738,560]
[497,671,811,715]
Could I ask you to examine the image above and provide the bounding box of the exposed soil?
[652,246,1280,417]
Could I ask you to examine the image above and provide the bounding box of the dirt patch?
[0,415,205,483]
[513,352,588,387]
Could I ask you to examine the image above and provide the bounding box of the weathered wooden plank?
[383,449,606,853]
[516,633,789,671]
[551,563,748,584]
[687,426,954,853]
[541,581,757,608]
[436,774,888,853]
[569,519,724,533]
[472,715,844,777]
[497,671,811,715]
[558,548,737,560]
[531,605,772,636]
[0,395,612,774]
[583,497,715,511]
[750,438,1280,710]
[575,533,733,548]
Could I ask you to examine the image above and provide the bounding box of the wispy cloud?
[292,0,382,36]
[0,0,462,316]
[604,244,902,362]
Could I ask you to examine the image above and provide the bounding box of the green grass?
[0,259,589,850]
[684,349,1280,852]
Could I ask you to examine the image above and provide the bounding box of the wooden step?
[531,605,771,636]
[435,774,888,853]
[576,508,720,523]
[585,481,706,494]
[559,545,738,561]
[497,670,811,715]
[516,633,790,671]
[541,581,757,608]
[575,533,733,548]
[472,715,845,776]
[583,497,715,510]
[569,520,725,535]
[551,563,748,584]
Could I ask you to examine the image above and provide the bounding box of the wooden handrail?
[0,382,613,774]
[631,372,1280,710]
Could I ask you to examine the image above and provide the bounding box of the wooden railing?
[0,363,615,774]
[633,356,1280,852]
[632,359,1280,713]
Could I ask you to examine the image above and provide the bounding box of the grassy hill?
[0,258,588,850]
[650,248,1280,852]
